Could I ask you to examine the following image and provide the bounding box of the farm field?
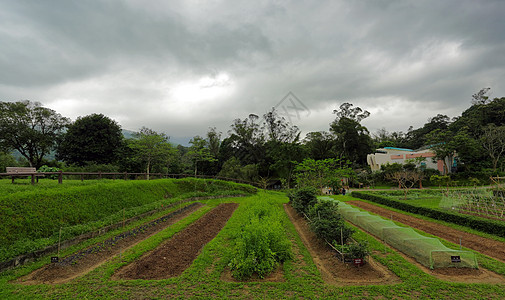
[1,183,505,298]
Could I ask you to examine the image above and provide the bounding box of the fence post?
[124,172,127,181]
[58,171,63,184]
[99,172,102,180]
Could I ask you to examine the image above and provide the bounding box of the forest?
[1,88,504,188]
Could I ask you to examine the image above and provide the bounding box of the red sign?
[353,258,363,266]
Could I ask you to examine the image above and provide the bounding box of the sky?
[1,0,505,145]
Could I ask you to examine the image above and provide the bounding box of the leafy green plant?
[229,196,292,279]
[307,200,354,244]
[37,165,61,179]
[288,187,318,214]
[347,241,370,259]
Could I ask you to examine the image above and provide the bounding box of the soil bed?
[19,202,203,285]
[284,204,400,286]
[114,203,238,280]
[347,200,505,263]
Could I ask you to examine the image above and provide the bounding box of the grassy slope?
[1,191,505,299]
[0,178,255,262]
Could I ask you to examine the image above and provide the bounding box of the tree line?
[1,88,504,187]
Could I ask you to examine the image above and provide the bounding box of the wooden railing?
[0,171,260,187]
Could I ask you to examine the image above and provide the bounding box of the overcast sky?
[1,0,505,145]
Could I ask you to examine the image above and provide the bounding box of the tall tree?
[330,103,372,165]
[186,135,216,176]
[57,113,124,166]
[263,107,300,143]
[480,124,505,172]
[228,114,265,165]
[0,100,69,168]
[303,131,335,160]
[128,127,173,179]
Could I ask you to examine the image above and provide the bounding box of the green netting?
[322,197,478,269]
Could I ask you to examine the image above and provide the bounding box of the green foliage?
[294,158,354,190]
[0,151,18,172]
[217,157,258,182]
[57,113,124,166]
[352,191,505,237]
[37,165,61,179]
[346,241,370,259]
[229,195,292,279]
[127,127,176,176]
[288,187,318,214]
[307,200,354,244]
[0,100,69,168]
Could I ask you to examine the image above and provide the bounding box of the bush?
[288,187,318,215]
[347,241,370,259]
[307,200,354,244]
[37,165,61,180]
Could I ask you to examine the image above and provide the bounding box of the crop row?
[352,191,505,237]
[0,178,255,262]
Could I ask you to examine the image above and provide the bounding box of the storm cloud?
[1,0,504,144]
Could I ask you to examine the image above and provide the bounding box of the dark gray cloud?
[1,0,504,143]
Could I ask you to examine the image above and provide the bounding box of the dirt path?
[18,203,204,285]
[347,200,505,263]
[114,203,238,280]
[284,204,400,286]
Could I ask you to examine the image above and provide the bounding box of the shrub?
[307,200,354,244]
[289,187,318,215]
[347,241,370,259]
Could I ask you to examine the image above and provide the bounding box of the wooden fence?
[0,171,261,187]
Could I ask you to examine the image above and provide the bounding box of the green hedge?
[351,191,505,238]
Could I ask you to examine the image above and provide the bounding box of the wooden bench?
[6,167,44,184]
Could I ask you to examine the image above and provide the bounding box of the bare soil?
[284,204,401,286]
[347,200,505,262]
[347,200,505,284]
[18,203,204,285]
[114,203,238,280]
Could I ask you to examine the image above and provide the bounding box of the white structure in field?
[367,147,455,174]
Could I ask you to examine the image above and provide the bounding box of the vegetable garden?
[1,180,505,299]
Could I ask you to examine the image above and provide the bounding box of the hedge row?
[351,191,505,238]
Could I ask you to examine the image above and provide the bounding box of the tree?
[330,116,372,165]
[57,113,124,166]
[471,87,491,105]
[303,131,335,160]
[294,158,354,191]
[385,170,424,199]
[481,124,505,172]
[426,129,456,175]
[0,100,69,168]
[186,135,217,176]
[128,127,174,179]
[332,102,370,122]
[0,151,18,172]
[228,114,265,165]
[263,107,300,143]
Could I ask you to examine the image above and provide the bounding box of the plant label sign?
[353,258,363,266]
[51,257,59,263]
[451,256,461,263]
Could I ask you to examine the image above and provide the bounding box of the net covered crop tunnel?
[319,196,478,270]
